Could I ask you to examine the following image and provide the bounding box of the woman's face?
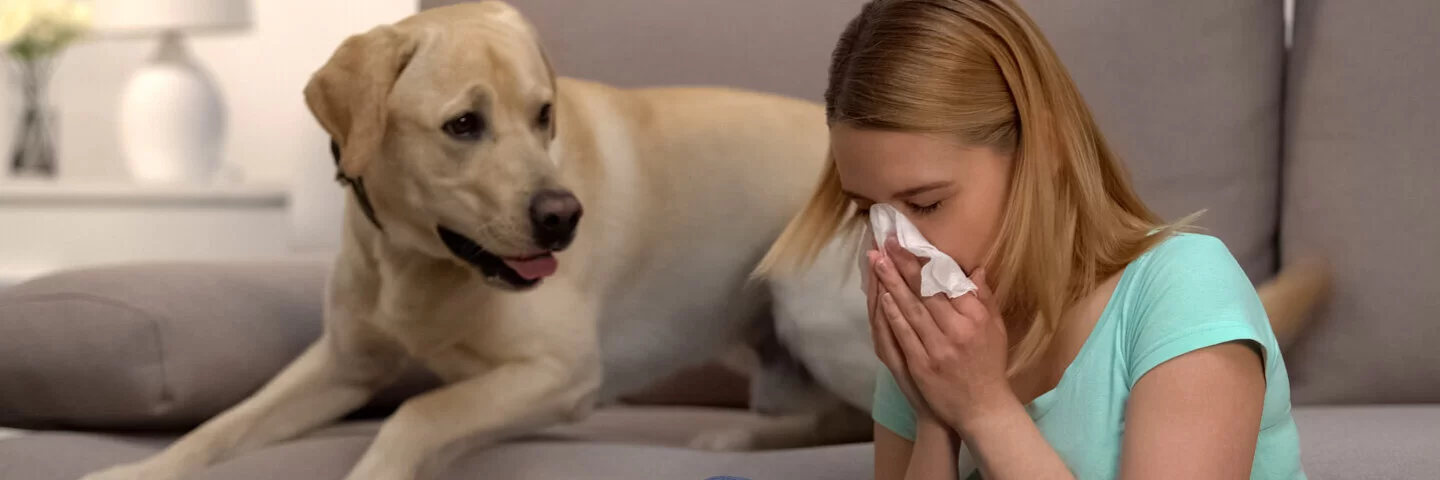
[832,124,1012,273]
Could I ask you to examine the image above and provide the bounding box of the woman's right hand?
[866,247,937,422]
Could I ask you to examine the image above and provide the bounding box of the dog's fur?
[82,3,841,479]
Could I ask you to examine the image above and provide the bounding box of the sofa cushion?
[0,407,873,480]
[1280,0,1440,403]
[452,0,1285,280]
[8,405,1440,480]
[1293,405,1440,479]
[0,261,438,430]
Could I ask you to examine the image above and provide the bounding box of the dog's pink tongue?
[504,256,558,280]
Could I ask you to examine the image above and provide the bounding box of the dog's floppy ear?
[305,25,418,178]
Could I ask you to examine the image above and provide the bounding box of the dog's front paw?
[688,428,757,452]
[80,461,188,480]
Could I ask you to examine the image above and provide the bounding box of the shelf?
[0,179,290,208]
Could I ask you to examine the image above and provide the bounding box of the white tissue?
[864,203,977,299]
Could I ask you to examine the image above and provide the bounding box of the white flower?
[0,2,36,46]
[3,0,92,60]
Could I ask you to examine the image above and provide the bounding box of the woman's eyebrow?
[893,181,952,199]
[842,181,951,203]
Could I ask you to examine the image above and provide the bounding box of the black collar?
[331,140,384,232]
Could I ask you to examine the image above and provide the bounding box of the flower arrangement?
[1,0,92,177]
[2,0,93,61]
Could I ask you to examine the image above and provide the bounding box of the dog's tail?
[1256,256,1332,349]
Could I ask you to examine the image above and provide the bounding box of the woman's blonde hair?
[757,0,1192,375]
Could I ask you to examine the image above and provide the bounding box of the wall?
[0,0,417,184]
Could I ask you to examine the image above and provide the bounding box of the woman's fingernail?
[876,258,890,273]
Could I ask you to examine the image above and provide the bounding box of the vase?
[9,58,59,178]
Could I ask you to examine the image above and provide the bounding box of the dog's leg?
[81,329,407,480]
[693,330,874,451]
[341,291,603,480]
[342,356,602,480]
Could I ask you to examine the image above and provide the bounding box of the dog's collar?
[330,140,384,232]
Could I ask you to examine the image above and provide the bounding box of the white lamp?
[92,0,252,184]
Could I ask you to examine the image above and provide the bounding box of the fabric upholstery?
[0,262,439,430]
[1019,0,1286,279]
[1292,406,1440,479]
[420,0,1286,280]
[1280,0,1440,403]
[0,407,873,480]
[425,0,869,103]
[6,405,1437,480]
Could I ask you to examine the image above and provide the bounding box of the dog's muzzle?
[436,226,545,289]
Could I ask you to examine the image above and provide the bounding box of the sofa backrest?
[1281,0,1440,404]
[1019,0,1285,280]
[418,0,1287,282]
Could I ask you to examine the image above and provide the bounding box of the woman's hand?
[865,246,938,423]
[872,237,1016,435]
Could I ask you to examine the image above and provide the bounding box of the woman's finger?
[952,292,989,326]
[972,268,992,303]
[972,267,1003,320]
[883,237,926,297]
[950,268,998,325]
[865,251,880,321]
[872,293,908,369]
[875,255,950,353]
[880,291,929,366]
[866,253,890,357]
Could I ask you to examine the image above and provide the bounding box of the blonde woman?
[759,0,1305,478]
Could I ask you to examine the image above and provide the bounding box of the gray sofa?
[2,0,1438,478]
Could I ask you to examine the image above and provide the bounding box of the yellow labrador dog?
[83,2,840,479]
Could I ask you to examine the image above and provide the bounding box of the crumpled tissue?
[862,203,977,299]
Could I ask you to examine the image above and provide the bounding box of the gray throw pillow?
[0,261,437,431]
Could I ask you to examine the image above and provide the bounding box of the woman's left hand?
[873,237,1017,435]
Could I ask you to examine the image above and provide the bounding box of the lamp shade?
[92,0,252,37]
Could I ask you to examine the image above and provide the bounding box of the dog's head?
[305,1,577,290]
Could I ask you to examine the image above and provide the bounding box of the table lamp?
[92,0,252,183]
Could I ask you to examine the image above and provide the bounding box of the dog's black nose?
[529,189,582,250]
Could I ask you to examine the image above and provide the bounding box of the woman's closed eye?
[850,200,941,217]
[907,201,942,215]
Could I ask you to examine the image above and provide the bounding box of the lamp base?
[119,30,226,184]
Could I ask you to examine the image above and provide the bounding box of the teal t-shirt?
[872,233,1305,479]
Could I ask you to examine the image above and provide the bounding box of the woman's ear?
[304,25,419,179]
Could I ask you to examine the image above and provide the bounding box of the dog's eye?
[443,112,485,140]
[536,103,552,129]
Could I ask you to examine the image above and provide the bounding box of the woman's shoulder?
[1122,232,1254,296]
[1114,232,1273,385]
[1134,232,1239,271]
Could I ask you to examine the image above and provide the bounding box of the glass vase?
[9,58,58,178]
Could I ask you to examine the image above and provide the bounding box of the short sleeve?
[1124,234,1272,388]
[872,368,919,441]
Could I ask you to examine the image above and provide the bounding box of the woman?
[758,0,1304,478]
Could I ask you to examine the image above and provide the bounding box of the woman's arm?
[875,421,961,480]
[960,395,1073,480]
[1120,341,1265,479]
